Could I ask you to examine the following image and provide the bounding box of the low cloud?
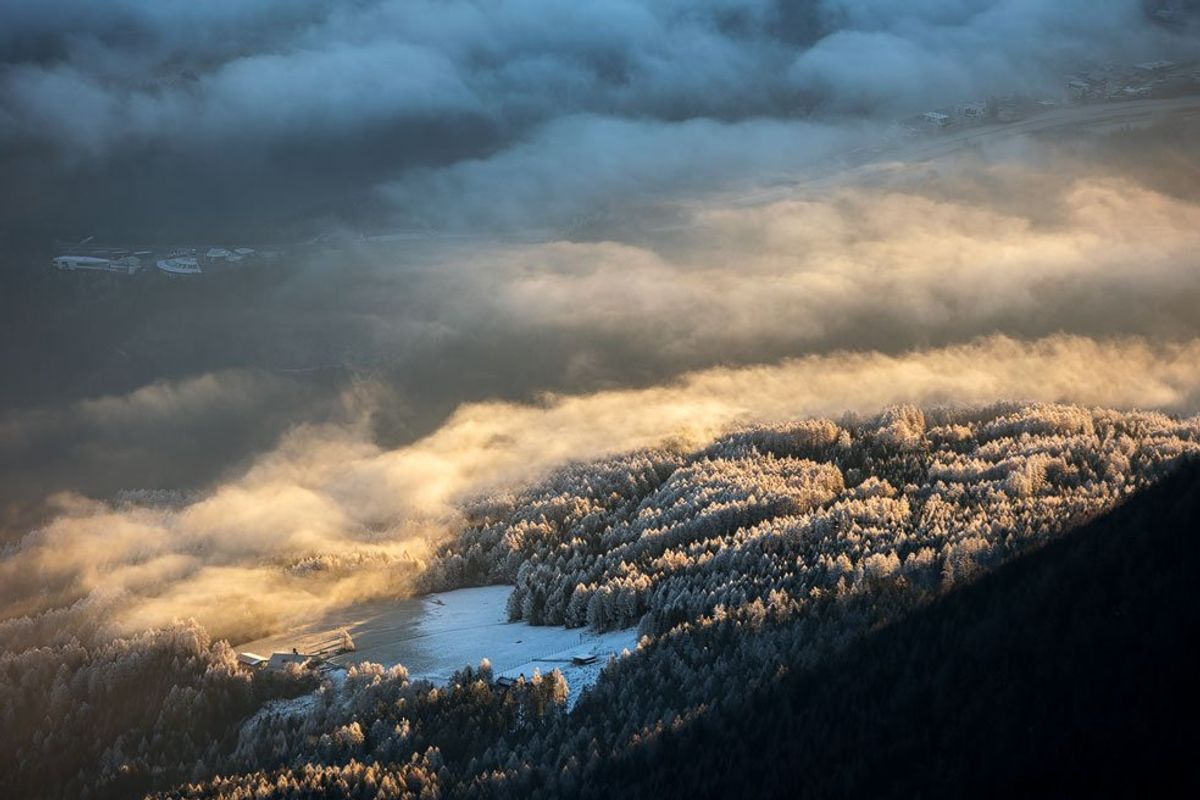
[792,1,1162,113]
[7,143,1200,546]
[0,370,370,542]
[2,0,1199,649]
[380,114,858,231]
[2,333,1198,641]
[413,166,1200,364]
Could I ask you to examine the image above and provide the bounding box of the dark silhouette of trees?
[0,621,317,800]
[564,459,1200,798]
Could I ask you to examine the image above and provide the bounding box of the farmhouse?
[266,651,312,672]
[237,652,268,669]
[955,102,987,118]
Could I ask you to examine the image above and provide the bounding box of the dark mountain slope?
[605,460,1200,799]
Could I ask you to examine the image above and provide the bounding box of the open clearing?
[237,586,638,704]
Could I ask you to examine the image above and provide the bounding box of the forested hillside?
[3,403,1198,798]
[423,402,1196,643]
[155,402,1198,799]
[0,622,319,799]
[585,456,1200,798]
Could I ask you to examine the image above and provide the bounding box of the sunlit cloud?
[2,332,1197,640]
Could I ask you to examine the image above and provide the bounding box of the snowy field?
[237,586,638,703]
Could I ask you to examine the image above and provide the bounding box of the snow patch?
[236,585,637,705]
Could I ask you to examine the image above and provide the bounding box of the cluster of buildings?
[237,648,346,676]
[51,239,277,278]
[906,58,1199,137]
[1067,60,1200,103]
[912,96,1050,132]
[916,100,994,130]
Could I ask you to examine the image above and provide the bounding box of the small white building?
[205,247,254,263]
[53,255,141,275]
[1067,80,1092,101]
[955,102,987,118]
[921,111,951,127]
[266,651,312,672]
[1135,60,1176,74]
[237,652,268,669]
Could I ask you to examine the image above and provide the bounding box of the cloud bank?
[7,139,1200,630]
[3,332,1199,641]
[3,0,1200,649]
[1,0,1193,237]
[418,169,1200,362]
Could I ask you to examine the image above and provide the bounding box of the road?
[901,95,1200,163]
[718,95,1200,211]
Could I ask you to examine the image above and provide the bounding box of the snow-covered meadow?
[237,585,636,704]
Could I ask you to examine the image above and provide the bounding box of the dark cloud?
[1,1,1191,238]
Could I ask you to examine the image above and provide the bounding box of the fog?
[2,1,1199,642]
